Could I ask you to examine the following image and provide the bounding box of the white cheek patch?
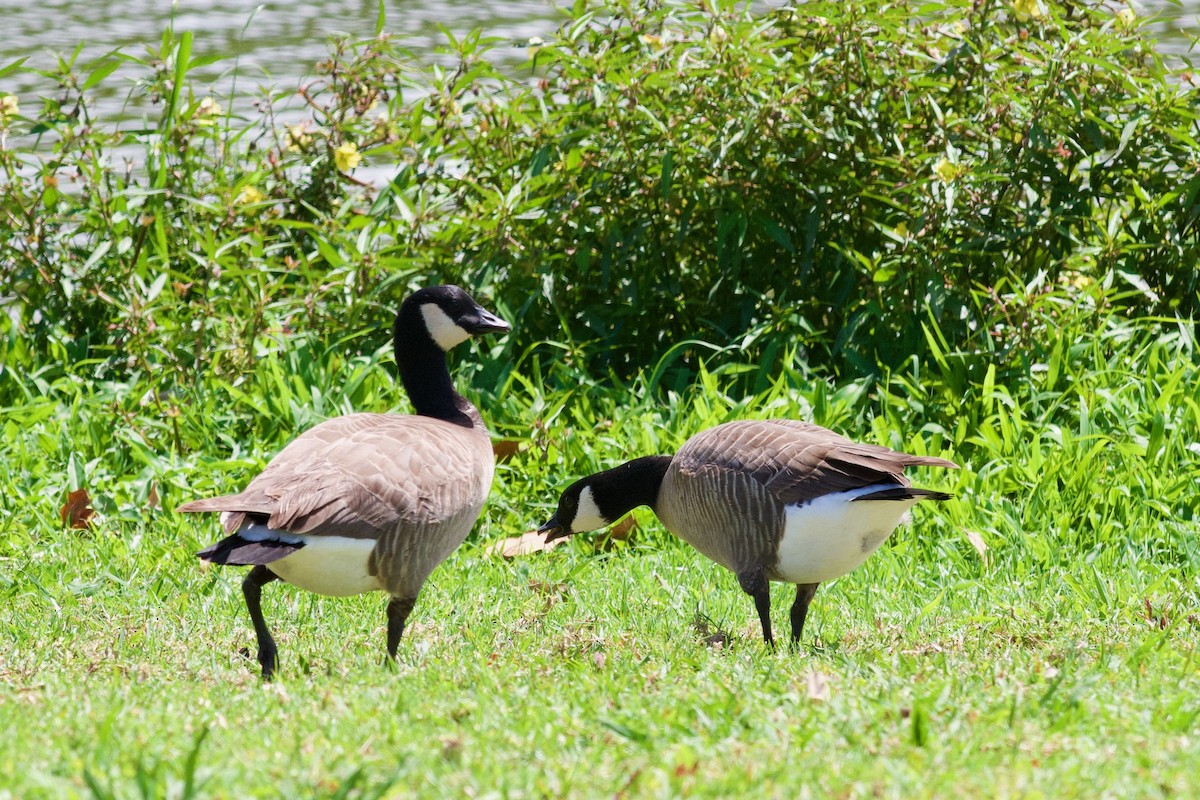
[571,486,610,533]
[421,303,471,351]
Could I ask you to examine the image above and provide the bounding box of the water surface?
[0,1,1195,124]
[1,0,563,121]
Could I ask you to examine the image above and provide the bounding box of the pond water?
[0,0,562,122]
[0,0,1195,123]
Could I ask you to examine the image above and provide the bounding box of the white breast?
[238,522,383,597]
[772,486,919,584]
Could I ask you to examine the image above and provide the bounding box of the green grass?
[2,302,1199,797]
[2,1,1197,793]
[3,517,1199,797]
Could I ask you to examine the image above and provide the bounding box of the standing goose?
[539,419,958,647]
[178,285,510,677]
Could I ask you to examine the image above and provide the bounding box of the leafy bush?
[445,0,1198,375]
[0,0,1195,394]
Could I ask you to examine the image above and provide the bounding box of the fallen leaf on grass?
[440,736,464,763]
[488,515,638,558]
[485,531,567,558]
[807,670,831,702]
[607,515,637,541]
[692,614,731,649]
[492,440,522,462]
[964,529,989,565]
[528,579,570,612]
[591,515,639,552]
[60,488,96,530]
[529,579,569,599]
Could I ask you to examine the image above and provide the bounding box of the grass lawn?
[2,0,1197,792]
[3,516,1198,798]
[3,328,1199,797]
[2,287,1198,797]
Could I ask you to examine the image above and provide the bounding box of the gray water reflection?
[0,0,1195,123]
[1,0,563,120]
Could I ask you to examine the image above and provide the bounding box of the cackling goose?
[178,285,510,677]
[539,419,957,647]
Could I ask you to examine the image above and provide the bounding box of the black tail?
[852,487,953,503]
[197,534,303,566]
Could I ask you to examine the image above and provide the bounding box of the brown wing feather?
[674,419,958,506]
[176,412,493,539]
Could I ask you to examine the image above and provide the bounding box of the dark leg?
[790,583,820,645]
[736,568,774,648]
[386,596,417,659]
[242,565,280,679]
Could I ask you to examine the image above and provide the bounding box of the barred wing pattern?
[177,412,494,596]
[673,420,958,506]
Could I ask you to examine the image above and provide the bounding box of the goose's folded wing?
[676,419,957,506]
[177,414,492,538]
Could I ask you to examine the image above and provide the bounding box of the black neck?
[592,455,673,517]
[393,310,476,429]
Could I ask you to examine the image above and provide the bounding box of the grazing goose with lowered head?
[540,419,957,647]
[178,285,510,677]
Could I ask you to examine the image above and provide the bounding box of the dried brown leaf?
[529,579,570,611]
[60,488,95,530]
[485,531,567,559]
[807,670,831,702]
[964,530,989,565]
[492,440,522,463]
[528,579,568,599]
[608,515,637,541]
[692,614,731,649]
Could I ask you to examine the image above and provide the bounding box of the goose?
[178,285,510,677]
[539,419,958,647]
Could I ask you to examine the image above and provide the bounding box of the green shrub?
[0,0,1195,393]
[446,0,1198,375]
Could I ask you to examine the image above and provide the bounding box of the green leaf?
[659,150,673,200]
[375,0,387,36]
[80,58,121,91]
[0,56,29,80]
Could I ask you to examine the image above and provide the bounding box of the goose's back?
[181,412,495,595]
[657,420,956,575]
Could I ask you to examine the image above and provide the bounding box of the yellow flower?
[1012,0,1044,21]
[238,185,266,205]
[285,124,313,152]
[0,94,18,124]
[934,157,960,183]
[1116,7,1136,29]
[196,97,222,117]
[333,142,362,172]
[1064,271,1094,290]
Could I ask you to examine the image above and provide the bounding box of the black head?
[538,456,673,543]
[538,475,612,543]
[400,285,510,352]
